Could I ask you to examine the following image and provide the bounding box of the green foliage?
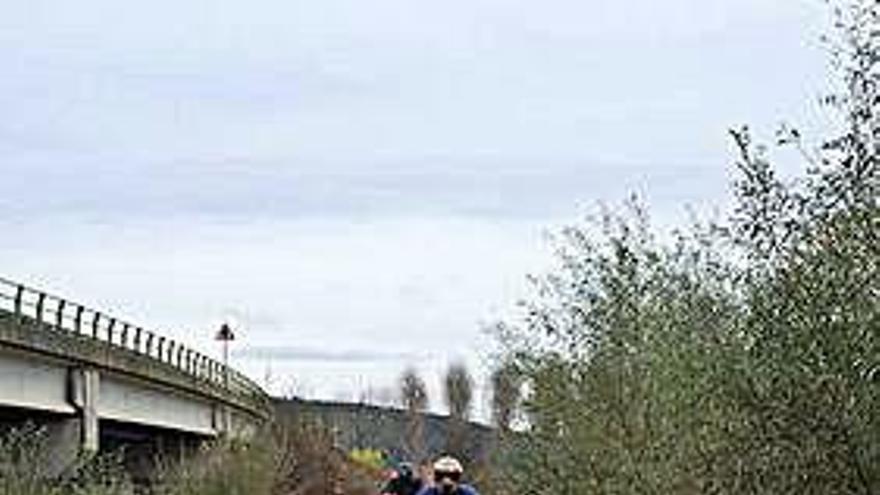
[0,417,376,495]
[0,425,58,495]
[62,452,133,495]
[348,448,384,471]
[155,417,357,495]
[0,425,133,495]
[490,360,521,433]
[153,439,274,495]
[490,1,879,494]
[444,363,474,421]
[444,362,474,459]
[400,368,429,462]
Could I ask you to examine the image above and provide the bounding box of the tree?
[443,362,474,459]
[490,2,879,494]
[399,368,428,463]
[490,361,520,435]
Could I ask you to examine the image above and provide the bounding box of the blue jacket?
[415,485,480,495]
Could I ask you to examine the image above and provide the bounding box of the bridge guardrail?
[0,276,270,418]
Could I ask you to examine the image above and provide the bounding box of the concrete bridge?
[0,276,272,472]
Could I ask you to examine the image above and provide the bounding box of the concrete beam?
[98,374,216,436]
[0,349,74,414]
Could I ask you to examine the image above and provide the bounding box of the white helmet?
[433,455,464,474]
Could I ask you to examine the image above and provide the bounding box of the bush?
[0,417,380,495]
[0,425,133,495]
[490,1,879,493]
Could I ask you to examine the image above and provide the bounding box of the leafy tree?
[491,1,879,494]
[490,361,521,435]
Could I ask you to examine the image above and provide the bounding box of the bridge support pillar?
[69,367,100,452]
[41,367,101,476]
[214,403,232,437]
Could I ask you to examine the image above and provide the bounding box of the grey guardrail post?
[107,318,116,345]
[74,306,84,334]
[92,312,101,339]
[35,292,45,324]
[13,284,23,318]
[56,299,66,330]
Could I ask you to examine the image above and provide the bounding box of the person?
[381,462,424,495]
[416,456,479,495]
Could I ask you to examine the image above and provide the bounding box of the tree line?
[399,362,477,464]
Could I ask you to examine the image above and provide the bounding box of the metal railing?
[0,276,268,414]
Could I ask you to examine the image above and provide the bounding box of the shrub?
[490,1,879,493]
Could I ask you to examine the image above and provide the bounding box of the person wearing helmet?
[416,456,480,495]
[381,462,424,495]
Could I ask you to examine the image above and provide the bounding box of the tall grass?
[153,439,274,495]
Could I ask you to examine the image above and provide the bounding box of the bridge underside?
[0,344,252,477]
[0,346,223,434]
[0,404,206,481]
[0,281,270,478]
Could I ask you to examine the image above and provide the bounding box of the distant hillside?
[273,398,494,463]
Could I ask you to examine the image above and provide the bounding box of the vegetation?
[0,417,379,495]
[155,416,382,495]
[0,425,132,495]
[489,1,879,494]
[442,362,474,460]
[489,360,520,435]
[399,368,429,462]
[348,448,385,472]
[153,439,274,495]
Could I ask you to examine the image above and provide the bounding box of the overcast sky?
[1,0,831,419]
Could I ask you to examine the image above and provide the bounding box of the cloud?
[232,345,425,363]
[0,156,729,224]
[0,0,831,422]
